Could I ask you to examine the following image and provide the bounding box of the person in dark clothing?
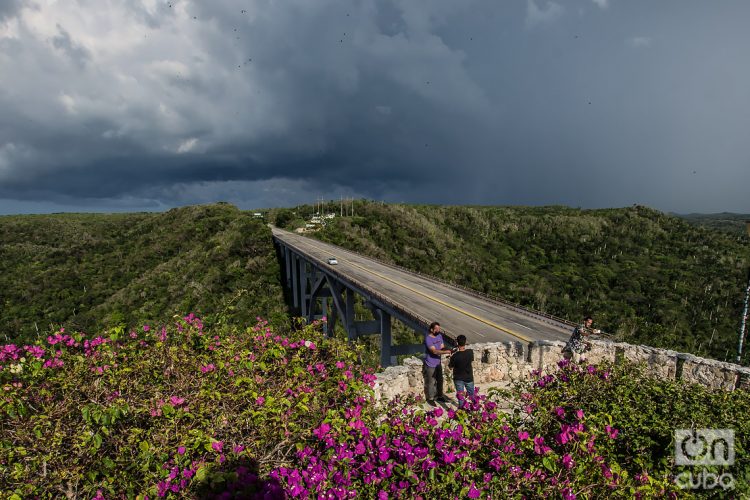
[562,316,600,363]
[448,334,474,409]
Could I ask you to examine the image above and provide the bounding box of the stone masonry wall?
[373,339,750,403]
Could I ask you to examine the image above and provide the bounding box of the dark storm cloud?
[0,0,23,21]
[0,0,749,214]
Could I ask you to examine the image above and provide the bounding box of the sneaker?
[426,400,436,406]
[436,396,449,403]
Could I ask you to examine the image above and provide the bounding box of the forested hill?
[678,212,750,235]
[277,202,749,363]
[0,204,286,344]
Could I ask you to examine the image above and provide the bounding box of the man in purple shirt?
[423,321,452,406]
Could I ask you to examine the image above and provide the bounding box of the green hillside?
[276,202,750,363]
[678,212,750,236]
[0,204,286,344]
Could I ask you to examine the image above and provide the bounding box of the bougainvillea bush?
[271,366,682,499]
[0,315,378,498]
[3,314,750,498]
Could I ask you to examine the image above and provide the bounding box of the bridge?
[272,227,573,366]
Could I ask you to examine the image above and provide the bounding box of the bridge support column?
[321,297,328,335]
[345,288,356,341]
[327,298,337,337]
[378,309,395,367]
[299,258,308,318]
[284,248,292,288]
[291,253,299,310]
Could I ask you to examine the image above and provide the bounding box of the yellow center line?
[298,236,532,343]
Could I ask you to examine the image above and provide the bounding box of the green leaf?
[92,433,103,451]
[195,466,208,482]
[162,404,175,417]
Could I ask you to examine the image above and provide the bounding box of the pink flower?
[575,409,585,421]
[554,406,565,418]
[605,425,619,439]
[562,454,574,469]
[143,325,150,332]
[467,483,481,499]
[533,435,551,455]
[170,396,185,406]
[313,423,331,439]
[255,396,265,406]
[518,431,529,441]
[178,446,186,455]
[211,441,224,453]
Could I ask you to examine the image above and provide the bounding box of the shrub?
[0,316,376,498]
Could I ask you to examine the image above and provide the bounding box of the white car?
[327,257,338,265]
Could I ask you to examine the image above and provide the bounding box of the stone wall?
[373,339,750,402]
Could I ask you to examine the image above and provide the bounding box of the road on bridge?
[272,227,572,345]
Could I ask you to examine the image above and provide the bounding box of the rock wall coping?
[374,339,750,402]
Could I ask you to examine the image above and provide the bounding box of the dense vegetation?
[275,202,750,363]
[679,212,750,236]
[0,204,286,345]
[3,315,748,497]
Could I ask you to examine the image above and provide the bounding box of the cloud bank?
[0,0,749,214]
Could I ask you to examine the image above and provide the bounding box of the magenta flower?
[467,483,481,498]
[533,435,551,455]
[444,451,458,464]
[211,441,224,453]
[255,396,265,406]
[562,454,574,469]
[313,423,331,439]
[554,406,565,418]
[605,425,619,439]
[143,325,150,332]
[517,431,529,441]
[177,446,186,455]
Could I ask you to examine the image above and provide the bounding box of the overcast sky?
[1,0,748,215]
